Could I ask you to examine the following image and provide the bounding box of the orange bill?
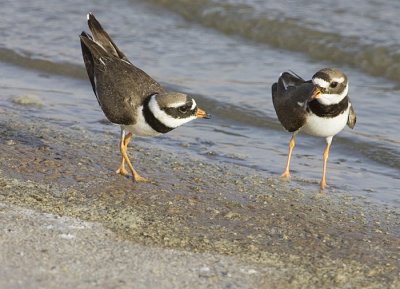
[310,86,322,100]
[195,108,210,119]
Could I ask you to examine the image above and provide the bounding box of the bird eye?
[178,105,189,113]
[330,81,338,88]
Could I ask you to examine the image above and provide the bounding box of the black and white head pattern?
[311,68,348,106]
[143,92,198,134]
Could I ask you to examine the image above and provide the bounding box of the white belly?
[301,107,349,138]
[122,123,161,137]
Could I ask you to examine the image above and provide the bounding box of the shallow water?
[0,0,399,205]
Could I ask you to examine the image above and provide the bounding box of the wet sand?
[0,109,399,289]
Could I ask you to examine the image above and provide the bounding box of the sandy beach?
[0,108,399,289]
[1,0,400,288]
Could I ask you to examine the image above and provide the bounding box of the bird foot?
[280,171,291,180]
[133,174,149,183]
[319,181,327,193]
[116,166,129,176]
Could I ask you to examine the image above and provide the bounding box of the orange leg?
[320,137,332,192]
[116,130,148,182]
[281,133,295,179]
[115,131,131,176]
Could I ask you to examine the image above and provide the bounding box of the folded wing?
[80,13,165,125]
[272,72,313,132]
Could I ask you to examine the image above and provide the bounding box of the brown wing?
[272,72,313,132]
[80,31,164,125]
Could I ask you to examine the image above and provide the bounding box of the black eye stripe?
[178,100,195,111]
[179,105,189,112]
[163,103,195,119]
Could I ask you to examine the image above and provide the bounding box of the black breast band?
[142,94,174,134]
[307,95,349,118]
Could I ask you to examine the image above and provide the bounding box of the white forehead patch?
[191,99,197,110]
[313,76,345,88]
[312,77,329,88]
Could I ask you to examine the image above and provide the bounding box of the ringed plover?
[80,13,209,182]
[272,68,356,191]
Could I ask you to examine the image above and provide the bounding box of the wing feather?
[272,72,313,132]
[347,102,356,129]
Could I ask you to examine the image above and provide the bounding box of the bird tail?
[79,32,109,61]
[278,71,305,91]
[86,13,130,62]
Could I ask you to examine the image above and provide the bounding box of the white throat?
[316,84,348,106]
[148,95,196,128]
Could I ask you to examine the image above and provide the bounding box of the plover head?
[309,68,348,106]
[148,92,209,129]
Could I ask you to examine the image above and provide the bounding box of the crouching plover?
[80,13,209,182]
[272,68,356,191]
